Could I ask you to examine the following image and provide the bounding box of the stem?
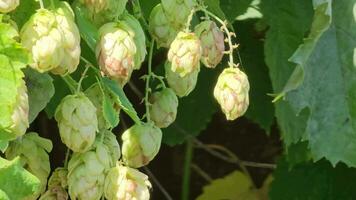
[77,65,90,93]
[50,0,55,9]
[181,139,194,200]
[143,167,174,200]
[61,76,77,94]
[64,148,70,168]
[38,0,44,9]
[144,40,155,122]
[184,8,196,32]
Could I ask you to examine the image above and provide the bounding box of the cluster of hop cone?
[1,0,250,199]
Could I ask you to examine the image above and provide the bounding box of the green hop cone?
[104,164,151,200]
[67,139,113,200]
[195,21,225,68]
[161,0,196,29]
[168,31,202,77]
[85,83,121,130]
[148,4,178,48]
[78,0,127,26]
[165,62,199,97]
[55,93,98,152]
[121,123,162,168]
[21,4,80,75]
[96,22,137,86]
[39,187,68,200]
[39,167,68,200]
[149,88,178,128]
[101,129,121,165]
[0,0,19,13]
[5,132,53,198]
[214,68,250,120]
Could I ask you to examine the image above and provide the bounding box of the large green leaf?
[220,0,254,22]
[162,67,219,146]
[270,159,356,200]
[0,157,41,200]
[24,68,54,123]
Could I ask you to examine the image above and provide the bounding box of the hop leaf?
[195,21,225,68]
[148,4,178,48]
[214,68,250,120]
[104,164,151,200]
[149,88,179,128]
[165,62,199,97]
[20,3,81,75]
[0,0,19,13]
[168,31,202,77]
[121,123,162,168]
[54,93,98,152]
[5,132,53,198]
[96,22,137,86]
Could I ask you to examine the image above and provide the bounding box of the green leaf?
[0,140,8,153]
[139,0,161,19]
[203,0,226,20]
[45,75,71,118]
[235,0,262,21]
[24,68,55,123]
[102,93,120,128]
[285,141,312,166]
[102,77,141,124]
[270,159,356,200]
[0,157,41,200]
[220,0,254,22]
[163,67,218,146]
[10,0,38,29]
[235,20,274,131]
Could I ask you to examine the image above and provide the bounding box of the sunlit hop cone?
[21,3,80,75]
[7,80,29,139]
[121,123,162,168]
[85,83,120,130]
[40,168,68,200]
[168,31,202,77]
[165,62,199,97]
[149,88,178,128]
[195,21,225,68]
[104,164,151,200]
[96,22,137,86]
[67,139,113,200]
[39,187,68,200]
[78,0,127,26]
[55,93,98,152]
[0,0,19,13]
[161,0,196,29]
[148,4,178,48]
[6,132,53,198]
[214,68,250,120]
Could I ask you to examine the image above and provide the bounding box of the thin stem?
[38,0,44,9]
[143,167,174,200]
[64,148,70,168]
[184,8,196,32]
[77,65,90,93]
[61,76,77,94]
[181,139,194,200]
[128,81,144,99]
[191,163,212,182]
[151,73,167,88]
[50,0,55,9]
[144,40,155,122]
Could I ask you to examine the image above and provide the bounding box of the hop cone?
[101,129,121,165]
[168,31,202,77]
[6,132,53,198]
[161,0,196,29]
[67,139,113,200]
[149,88,178,128]
[55,93,98,152]
[85,83,120,130]
[7,80,29,139]
[121,123,162,168]
[104,164,151,200]
[0,0,19,13]
[78,0,127,26]
[148,4,178,48]
[96,22,137,86]
[21,3,80,75]
[195,21,225,68]
[165,62,199,97]
[214,68,250,120]
[39,187,68,200]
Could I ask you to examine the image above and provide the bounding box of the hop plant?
[168,31,202,77]
[121,123,162,168]
[149,88,178,128]
[214,68,250,120]
[148,4,178,48]
[6,132,53,198]
[165,62,199,97]
[48,168,68,189]
[104,164,151,200]
[39,187,68,200]
[85,83,121,130]
[195,21,225,68]
[55,93,98,153]
[101,129,121,165]
[0,0,19,13]
[78,0,127,26]
[96,22,137,86]
[20,3,80,75]
[161,0,196,29]
[67,139,113,200]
